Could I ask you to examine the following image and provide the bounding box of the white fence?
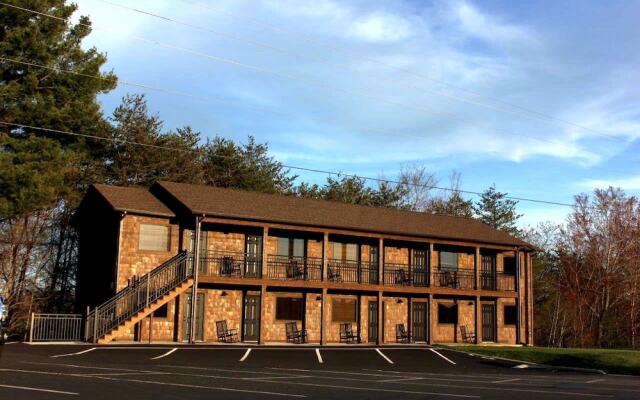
[29,313,84,342]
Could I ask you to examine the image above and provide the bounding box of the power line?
[0,57,283,116]
[0,120,576,208]
[2,1,592,150]
[159,0,624,143]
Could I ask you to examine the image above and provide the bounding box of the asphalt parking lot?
[0,343,637,399]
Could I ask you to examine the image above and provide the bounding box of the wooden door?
[243,294,261,341]
[368,301,378,343]
[481,304,496,342]
[412,249,428,287]
[412,302,427,342]
[182,292,204,341]
[245,235,262,278]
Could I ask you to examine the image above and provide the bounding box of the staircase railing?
[86,251,193,342]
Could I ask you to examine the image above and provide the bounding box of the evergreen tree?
[473,185,522,235]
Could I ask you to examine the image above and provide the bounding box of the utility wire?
[166,0,623,142]
[1,2,592,149]
[0,120,576,208]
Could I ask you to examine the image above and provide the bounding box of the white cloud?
[580,176,640,191]
[349,12,413,43]
[447,1,538,47]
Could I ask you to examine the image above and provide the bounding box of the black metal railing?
[480,272,516,291]
[86,251,192,342]
[433,269,475,290]
[383,263,429,287]
[29,313,84,342]
[199,250,262,278]
[265,255,322,281]
[327,259,378,284]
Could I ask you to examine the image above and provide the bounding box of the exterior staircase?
[86,251,193,344]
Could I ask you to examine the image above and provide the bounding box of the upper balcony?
[192,227,517,293]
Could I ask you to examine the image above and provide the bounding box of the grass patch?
[443,345,640,375]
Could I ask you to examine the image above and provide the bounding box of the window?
[437,303,458,324]
[153,304,168,318]
[439,251,458,271]
[275,297,303,320]
[139,224,171,251]
[504,305,518,325]
[332,243,358,261]
[277,238,305,258]
[332,298,356,322]
[503,257,517,275]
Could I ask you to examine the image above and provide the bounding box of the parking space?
[0,343,638,399]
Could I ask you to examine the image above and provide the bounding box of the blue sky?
[72,0,640,226]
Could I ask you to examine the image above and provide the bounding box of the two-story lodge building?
[74,181,535,345]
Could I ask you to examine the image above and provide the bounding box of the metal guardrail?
[327,259,378,284]
[383,263,429,287]
[86,251,192,342]
[29,313,84,342]
[433,269,476,290]
[199,250,262,278]
[266,255,322,281]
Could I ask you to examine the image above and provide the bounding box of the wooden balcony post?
[515,247,521,344]
[320,287,327,345]
[259,284,267,344]
[188,216,202,344]
[427,294,433,345]
[429,243,434,287]
[377,291,384,345]
[475,296,481,344]
[261,226,269,279]
[528,252,534,346]
[378,238,383,286]
[475,246,481,290]
[322,233,329,281]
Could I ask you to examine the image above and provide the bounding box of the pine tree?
[473,185,522,235]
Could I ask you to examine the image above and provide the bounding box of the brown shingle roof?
[93,184,175,217]
[153,181,531,248]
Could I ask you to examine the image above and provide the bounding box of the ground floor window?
[332,298,356,322]
[153,303,168,318]
[504,304,518,325]
[438,303,458,324]
[275,297,303,321]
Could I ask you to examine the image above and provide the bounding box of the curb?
[436,346,607,375]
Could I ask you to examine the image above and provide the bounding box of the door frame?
[367,300,378,343]
[244,235,263,278]
[411,301,428,342]
[481,302,497,342]
[182,291,205,342]
[242,291,261,342]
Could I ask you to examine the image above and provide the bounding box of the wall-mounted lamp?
[221,291,228,297]
[396,298,403,304]
[315,295,322,301]
[468,301,473,306]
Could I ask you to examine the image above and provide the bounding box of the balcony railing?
[265,255,322,281]
[199,250,262,278]
[383,263,429,287]
[327,259,378,284]
[433,269,475,290]
[481,272,516,291]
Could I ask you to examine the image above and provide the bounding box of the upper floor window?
[275,297,303,321]
[439,251,458,271]
[333,242,358,261]
[503,256,517,275]
[277,237,305,258]
[138,223,171,251]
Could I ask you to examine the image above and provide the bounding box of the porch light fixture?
[396,298,403,304]
[315,295,322,301]
[221,291,228,297]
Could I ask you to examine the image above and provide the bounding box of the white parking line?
[0,383,78,395]
[430,348,456,365]
[151,348,178,360]
[586,378,605,384]
[315,348,323,363]
[239,348,252,362]
[375,349,394,364]
[51,347,96,358]
[491,378,521,384]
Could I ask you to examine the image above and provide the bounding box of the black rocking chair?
[396,324,411,343]
[285,321,308,344]
[216,320,239,343]
[339,323,357,343]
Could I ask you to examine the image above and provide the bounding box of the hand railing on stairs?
[85,251,193,342]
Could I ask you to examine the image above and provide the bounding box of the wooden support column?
[475,296,481,344]
[357,294,362,343]
[528,252,534,346]
[475,246,481,290]
[515,247,521,344]
[378,238,384,285]
[407,296,412,342]
[429,243,434,287]
[427,293,434,345]
[148,313,153,344]
[377,291,384,345]
[189,216,202,344]
[259,284,267,344]
[320,287,327,345]
[322,233,329,281]
[261,226,268,278]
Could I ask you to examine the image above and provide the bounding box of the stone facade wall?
[431,299,476,343]
[208,231,245,254]
[385,246,408,265]
[324,294,359,342]
[117,215,179,291]
[383,297,408,343]
[497,298,516,344]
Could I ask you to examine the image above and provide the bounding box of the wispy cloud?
[580,175,640,191]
